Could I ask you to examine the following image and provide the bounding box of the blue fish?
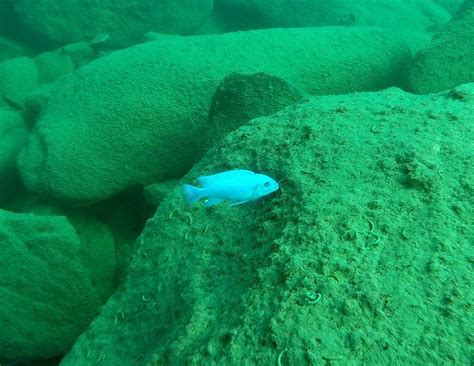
[182,169,279,207]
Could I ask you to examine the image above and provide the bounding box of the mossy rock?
[143,179,179,208]
[408,0,474,93]
[12,0,214,48]
[61,84,473,365]
[34,50,74,84]
[18,27,411,204]
[0,36,33,62]
[214,0,450,52]
[433,0,465,14]
[0,209,115,361]
[0,108,27,204]
[0,57,38,109]
[208,72,305,144]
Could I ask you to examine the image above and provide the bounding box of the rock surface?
[34,50,74,84]
[433,0,465,13]
[0,108,27,203]
[12,0,214,48]
[213,0,451,51]
[408,0,474,93]
[61,84,473,365]
[18,27,411,203]
[208,72,305,145]
[0,36,33,62]
[0,209,116,361]
[0,57,38,109]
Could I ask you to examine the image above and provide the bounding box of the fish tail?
[181,184,203,205]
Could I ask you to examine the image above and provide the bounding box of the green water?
[0,1,472,365]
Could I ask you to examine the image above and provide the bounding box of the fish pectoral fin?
[204,197,224,207]
[230,200,251,206]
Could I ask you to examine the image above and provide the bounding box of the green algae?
[62,86,473,365]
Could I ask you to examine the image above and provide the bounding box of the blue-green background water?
[0,1,472,365]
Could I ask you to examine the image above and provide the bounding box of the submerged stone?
[62,85,473,365]
[18,27,411,204]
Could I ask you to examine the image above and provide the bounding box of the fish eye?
[264,181,271,187]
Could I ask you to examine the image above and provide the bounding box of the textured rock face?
[61,85,473,365]
[0,36,33,62]
[219,0,450,27]
[433,0,465,13]
[208,72,305,145]
[0,57,38,109]
[11,0,214,48]
[17,27,411,204]
[0,109,25,167]
[0,210,116,361]
[34,50,74,84]
[408,0,474,93]
[214,0,451,51]
[0,108,27,204]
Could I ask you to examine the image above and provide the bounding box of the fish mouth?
[272,180,280,192]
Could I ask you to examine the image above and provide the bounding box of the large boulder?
[12,0,214,48]
[0,108,27,203]
[0,36,33,62]
[213,0,451,51]
[18,27,411,204]
[0,57,38,109]
[433,0,465,13]
[34,50,75,84]
[408,0,474,93]
[216,0,449,28]
[208,72,305,145]
[61,84,473,365]
[0,210,116,361]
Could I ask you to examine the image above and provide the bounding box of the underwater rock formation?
[0,209,116,361]
[0,108,27,204]
[409,0,474,93]
[433,0,465,14]
[33,50,74,84]
[213,0,451,52]
[0,57,38,109]
[0,36,33,63]
[216,0,450,29]
[11,0,214,48]
[208,72,305,145]
[18,27,411,204]
[61,84,473,365]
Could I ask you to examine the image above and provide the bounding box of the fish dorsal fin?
[198,169,255,187]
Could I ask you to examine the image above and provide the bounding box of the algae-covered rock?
[18,27,411,204]
[7,202,118,304]
[214,0,450,51]
[61,84,473,365]
[68,215,117,302]
[0,108,27,176]
[434,0,465,13]
[0,108,27,204]
[23,84,53,128]
[61,42,95,67]
[221,0,450,28]
[143,179,179,208]
[0,209,115,361]
[0,36,33,62]
[408,0,474,93]
[208,72,305,144]
[34,50,74,84]
[12,0,214,48]
[0,57,38,109]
